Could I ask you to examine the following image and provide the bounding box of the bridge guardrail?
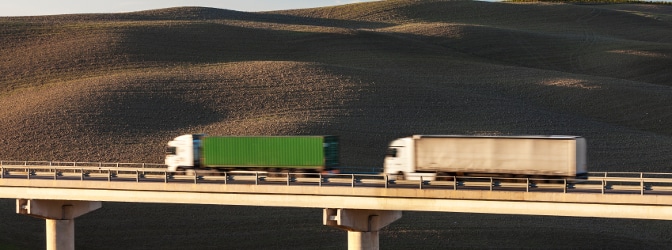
[2,161,672,195]
[590,171,672,179]
[0,160,165,169]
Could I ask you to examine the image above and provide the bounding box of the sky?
[0,0,381,17]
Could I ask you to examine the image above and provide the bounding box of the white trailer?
[384,135,587,180]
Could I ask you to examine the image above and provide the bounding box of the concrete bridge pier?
[16,199,102,250]
[323,208,402,250]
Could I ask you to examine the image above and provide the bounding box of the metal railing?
[2,161,672,196]
[0,160,165,169]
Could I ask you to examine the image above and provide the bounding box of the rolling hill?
[1,0,672,249]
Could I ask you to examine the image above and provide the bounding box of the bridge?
[2,161,672,250]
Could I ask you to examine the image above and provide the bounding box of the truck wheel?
[396,171,405,180]
[437,172,454,181]
[186,169,196,176]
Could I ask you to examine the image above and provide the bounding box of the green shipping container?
[201,136,339,170]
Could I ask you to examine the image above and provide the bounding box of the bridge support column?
[16,199,102,250]
[323,208,401,250]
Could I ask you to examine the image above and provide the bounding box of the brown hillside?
[1,0,672,249]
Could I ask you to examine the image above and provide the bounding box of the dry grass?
[1,0,672,249]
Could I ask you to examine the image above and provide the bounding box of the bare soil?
[1,0,672,249]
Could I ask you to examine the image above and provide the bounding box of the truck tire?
[396,171,405,180]
[186,169,196,176]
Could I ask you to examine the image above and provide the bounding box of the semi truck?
[165,134,339,173]
[165,134,587,180]
[384,135,587,180]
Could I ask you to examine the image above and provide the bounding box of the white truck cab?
[165,134,203,172]
[384,137,437,181]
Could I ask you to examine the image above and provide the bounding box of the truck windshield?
[165,146,177,155]
[385,148,398,157]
